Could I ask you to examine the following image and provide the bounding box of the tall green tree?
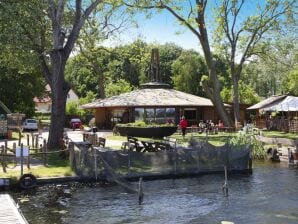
[0,0,119,149]
[125,0,234,126]
[125,0,296,126]
[0,66,44,116]
[214,0,296,124]
[282,67,298,96]
[172,50,207,96]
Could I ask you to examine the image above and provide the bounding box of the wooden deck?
[0,194,28,224]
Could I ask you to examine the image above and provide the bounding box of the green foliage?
[117,121,174,127]
[172,50,206,96]
[0,66,44,116]
[229,134,266,159]
[66,91,96,118]
[105,79,134,97]
[282,67,298,96]
[221,81,260,104]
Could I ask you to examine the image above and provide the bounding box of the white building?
[34,84,79,113]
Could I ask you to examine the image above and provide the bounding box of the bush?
[116,121,175,127]
[229,133,266,160]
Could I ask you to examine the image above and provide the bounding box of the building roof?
[247,95,287,110]
[82,87,219,109]
[262,96,298,111]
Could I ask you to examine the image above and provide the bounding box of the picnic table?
[121,136,174,152]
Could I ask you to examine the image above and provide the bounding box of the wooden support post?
[4,140,7,151]
[1,145,6,173]
[27,134,29,146]
[68,142,76,172]
[20,143,24,176]
[222,166,228,197]
[13,142,16,153]
[35,135,39,151]
[138,177,144,205]
[35,135,39,149]
[18,130,21,146]
[27,146,30,169]
[43,139,47,166]
[31,133,34,148]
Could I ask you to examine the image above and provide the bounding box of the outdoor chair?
[97,137,106,148]
[127,136,143,152]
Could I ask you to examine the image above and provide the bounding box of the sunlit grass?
[261,130,297,140]
[0,153,74,179]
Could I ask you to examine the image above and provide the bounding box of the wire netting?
[72,141,251,180]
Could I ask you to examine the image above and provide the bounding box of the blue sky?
[104,9,201,51]
[104,1,266,51]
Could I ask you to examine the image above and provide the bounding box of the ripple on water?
[17,163,298,224]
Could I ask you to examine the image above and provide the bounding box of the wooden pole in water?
[138,177,144,205]
[222,166,228,197]
[93,147,98,182]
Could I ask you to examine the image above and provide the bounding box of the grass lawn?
[2,130,295,180]
[0,154,74,180]
[261,130,297,140]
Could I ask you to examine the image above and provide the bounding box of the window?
[145,108,155,122]
[110,109,126,123]
[135,108,144,121]
[135,107,176,123]
[184,108,197,120]
[155,108,166,123]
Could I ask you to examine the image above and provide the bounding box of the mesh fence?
[71,141,251,181]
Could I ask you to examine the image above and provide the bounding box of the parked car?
[23,119,38,131]
[70,118,82,130]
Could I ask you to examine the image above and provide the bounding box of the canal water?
[15,162,298,224]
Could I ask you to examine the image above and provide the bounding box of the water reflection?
[14,162,298,224]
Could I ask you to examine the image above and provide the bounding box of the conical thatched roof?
[82,87,217,109]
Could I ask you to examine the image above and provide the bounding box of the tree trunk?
[98,74,105,98]
[47,50,69,150]
[203,62,233,127]
[232,75,240,126]
[93,62,105,98]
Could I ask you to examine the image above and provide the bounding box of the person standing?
[179,116,188,139]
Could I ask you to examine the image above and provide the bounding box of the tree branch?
[64,0,102,59]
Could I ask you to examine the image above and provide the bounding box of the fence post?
[27,134,30,146]
[27,146,30,169]
[35,135,39,150]
[4,140,7,151]
[31,133,34,148]
[20,143,24,176]
[127,151,131,174]
[174,147,177,175]
[43,139,47,166]
[13,142,16,153]
[18,129,21,146]
[1,145,6,173]
[68,142,76,172]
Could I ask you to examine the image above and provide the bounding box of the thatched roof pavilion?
[82,83,214,109]
[82,49,228,129]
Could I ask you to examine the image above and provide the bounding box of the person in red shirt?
[179,116,188,139]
